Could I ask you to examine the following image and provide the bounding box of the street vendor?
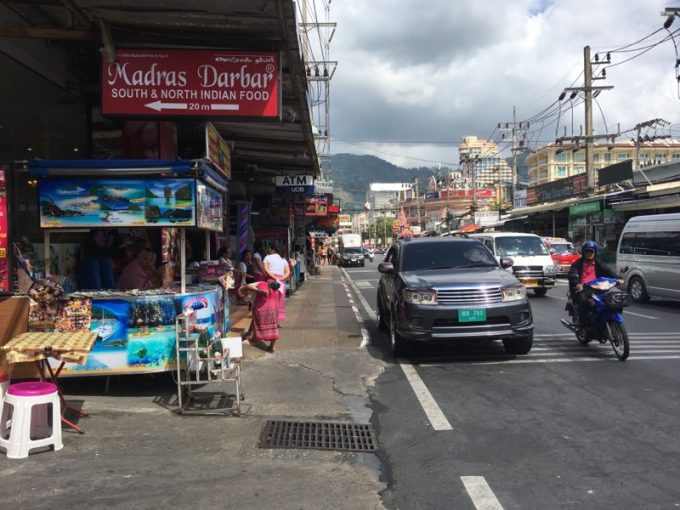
[117,247,162,290]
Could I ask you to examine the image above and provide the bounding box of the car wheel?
[533,288,548,297]
[377,292,389,331]
[390,308,411,358]
[628,276,649,303]
[502,333,533,355]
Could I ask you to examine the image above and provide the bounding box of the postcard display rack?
[175,311,244,415]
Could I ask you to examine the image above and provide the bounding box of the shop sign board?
[513,189,527,209]
[102,49,280,118]
[275,175,315,194]
[424,192,439,201]
[528,174,587,205]
[205,122,231,179]
[338,214,352,227]
[327,204,341,215]
[0,167,8,292]
[569,201,601,216]
[196,182,224,232]
[39,178,196,228]
[598,159,633,186]
[474,211,500,226]
[293,194,328,217]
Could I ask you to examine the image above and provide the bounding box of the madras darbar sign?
[102,49,280,117]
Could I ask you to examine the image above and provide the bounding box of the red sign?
[102,49,280,118]
[0,168,8,292]
[327,205,340,214]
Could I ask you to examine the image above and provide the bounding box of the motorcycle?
[363,250,374,262]
[560,277,631,361]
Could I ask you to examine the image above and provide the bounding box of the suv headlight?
[544,264,557,276]
[404,289,438,305]
[502,284,527,302]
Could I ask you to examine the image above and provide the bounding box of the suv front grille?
[513,265,544,278]
[435,287,502,305]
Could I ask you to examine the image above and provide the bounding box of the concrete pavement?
[0,265,388,510]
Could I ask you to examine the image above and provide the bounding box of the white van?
[469,232,557,296]
[617,213,680,303]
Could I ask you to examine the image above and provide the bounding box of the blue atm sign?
[275,175,315,194]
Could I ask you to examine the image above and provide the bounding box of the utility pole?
[414,178,421,229]
[558,45,616,193]
[584,45,594,190]
[498,109,530,205]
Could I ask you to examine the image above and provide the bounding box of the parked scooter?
[560,277,631,360]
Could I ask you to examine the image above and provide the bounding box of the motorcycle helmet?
[581,240,599,254]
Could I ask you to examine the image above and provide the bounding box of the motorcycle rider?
[567,240,624,325]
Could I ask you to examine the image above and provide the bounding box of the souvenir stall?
[25,159,230,377]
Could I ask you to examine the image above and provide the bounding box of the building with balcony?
[527,140,680,187]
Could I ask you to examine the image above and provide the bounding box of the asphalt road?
[342,258,680,510]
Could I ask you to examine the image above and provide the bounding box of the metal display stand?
[175,313,244,416]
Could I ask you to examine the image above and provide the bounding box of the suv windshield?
[401,242,497,272]
[344,247,361,254]
[496,237,549,257]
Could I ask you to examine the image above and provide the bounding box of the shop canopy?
[27,159,228,192]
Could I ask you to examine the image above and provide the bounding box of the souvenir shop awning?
[28,159,193,177]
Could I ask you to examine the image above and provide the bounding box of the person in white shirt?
[263,244,291,324]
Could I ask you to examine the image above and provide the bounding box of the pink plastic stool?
[0,381,63,459]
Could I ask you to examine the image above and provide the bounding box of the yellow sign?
[205,122,231,179]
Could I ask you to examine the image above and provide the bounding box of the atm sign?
[275,175,315,194]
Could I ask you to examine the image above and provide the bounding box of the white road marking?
[398,360,453,431]
[354,281,374,288]
[340,267,376,318]
[340,270,373,347]
[461,476,504,510]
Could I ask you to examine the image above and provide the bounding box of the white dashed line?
[461,476,504,510]
[398,360,452,431]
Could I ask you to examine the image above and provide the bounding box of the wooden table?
[1,331,98,433]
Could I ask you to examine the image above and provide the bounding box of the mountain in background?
[326,152,528,212]
[326,154,439,212]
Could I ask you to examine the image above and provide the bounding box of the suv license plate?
[522,279,538,287]
[458,309,486,322]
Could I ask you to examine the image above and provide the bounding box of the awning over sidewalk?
[611,194,680,211]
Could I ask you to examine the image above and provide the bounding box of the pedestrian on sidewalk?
[264,244,290,325]
[238,279,280,352]
[252,239,267,282]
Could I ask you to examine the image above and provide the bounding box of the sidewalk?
[0,265,388,510]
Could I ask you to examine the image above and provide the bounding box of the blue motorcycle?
[561,277,631,361]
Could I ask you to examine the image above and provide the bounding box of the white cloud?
[315,0,680,167]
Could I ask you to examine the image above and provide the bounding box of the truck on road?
[338,234,364,267]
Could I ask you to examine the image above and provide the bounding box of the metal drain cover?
[258,420,376,452]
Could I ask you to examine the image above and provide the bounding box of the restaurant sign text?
[102,49,280,118]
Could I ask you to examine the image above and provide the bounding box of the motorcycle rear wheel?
[609,322,629,361]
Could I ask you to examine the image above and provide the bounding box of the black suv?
[377,237,534,356]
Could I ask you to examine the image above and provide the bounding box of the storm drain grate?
[258,420,377,452]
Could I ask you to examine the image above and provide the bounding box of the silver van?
[617,213,680,302]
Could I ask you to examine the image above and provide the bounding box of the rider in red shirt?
[567,241,623,325]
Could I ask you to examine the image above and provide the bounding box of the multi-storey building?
[365,182,413,221]
[458,135,513,188]
[527,140,680,187]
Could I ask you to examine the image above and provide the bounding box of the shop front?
[20,159,230,376]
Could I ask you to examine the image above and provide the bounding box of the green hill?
[326,154,440,212]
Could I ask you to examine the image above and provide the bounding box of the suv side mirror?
[378,262,394,274]
[500,257,514,269]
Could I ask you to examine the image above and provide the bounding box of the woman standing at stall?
[263,244,290,324]
[238,279,280,352]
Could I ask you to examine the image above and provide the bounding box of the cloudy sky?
[310,0,680,168]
